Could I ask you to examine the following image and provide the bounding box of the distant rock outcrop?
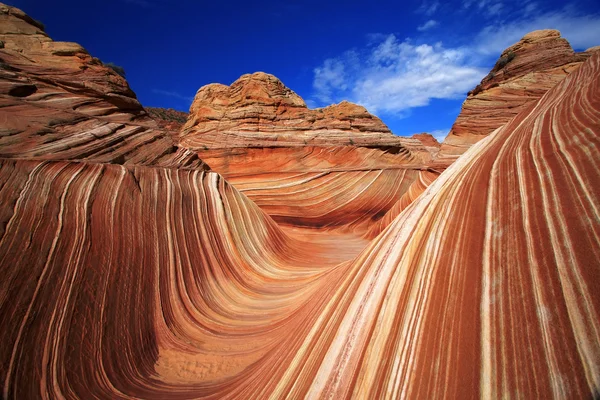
[146,107,188,137]
[412,133,440,148]
[438,29,597,160]
[0,3,205,169]
[411,132,441,158]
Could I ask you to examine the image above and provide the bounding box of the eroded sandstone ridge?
[0,3,205,169]
[178,72,440,233]
[438,29,597,160]
[181,72,401,148]
[1,3,599,399]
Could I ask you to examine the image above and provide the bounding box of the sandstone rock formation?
[1,39,598,400]
[0,3,205,169]
[304,52,600,399]
[181,73,396,148]
[1,3,599,399]
[438,29,597,160]
[146,107,188,136]
[178,72,439,233]
[411,132,441,158]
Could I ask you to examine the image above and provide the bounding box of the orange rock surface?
[411,132,441,158]
[180,72,404,148]
[438,29,597,161]
[1,4,599,399]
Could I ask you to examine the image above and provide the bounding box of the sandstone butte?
[178,71,442,235]
[438,28,598,161]
[0,3,599,399]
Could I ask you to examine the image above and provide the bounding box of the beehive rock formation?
[179,72,440,233]
[0,3,599,399]
[180,72,402,148]
[438,29,597,160]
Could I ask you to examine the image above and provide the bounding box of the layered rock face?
[411,132,441,158]
[1,4,599,399]
[181,72,406,149]
[179,72,439,232]
[0,3,205,169]
[307,52,600,399]
[438,29,596,160]
[1,21,599,399]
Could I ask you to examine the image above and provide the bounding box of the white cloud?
[312,35,487,116]
[312,58,347,103]
[417,20,439,31]
[417,0,440,16]
[430,129,450,142]
[475,8,600,54]
[311,5,600,119]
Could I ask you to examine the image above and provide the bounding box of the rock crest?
[438,29,597,160]
[180,72,409,150]
[0,3,205,169]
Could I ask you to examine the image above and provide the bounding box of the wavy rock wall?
[328,51,600,399]
[1,44,598,400]
[0,3,599,398]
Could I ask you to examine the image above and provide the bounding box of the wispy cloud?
[305,99,318,109]
[487,2,504,16]
[416,0,440,16]
[313,58,348,103]
[365,33,390,45]
[475,7,600,54]
[522,1,538,16]
[461,0,505,17]
[417,20,439,31]
[312,4,600,118]
[152,89,195,102]
[312,35,486,116]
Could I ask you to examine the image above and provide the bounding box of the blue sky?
[13,0,600,141]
